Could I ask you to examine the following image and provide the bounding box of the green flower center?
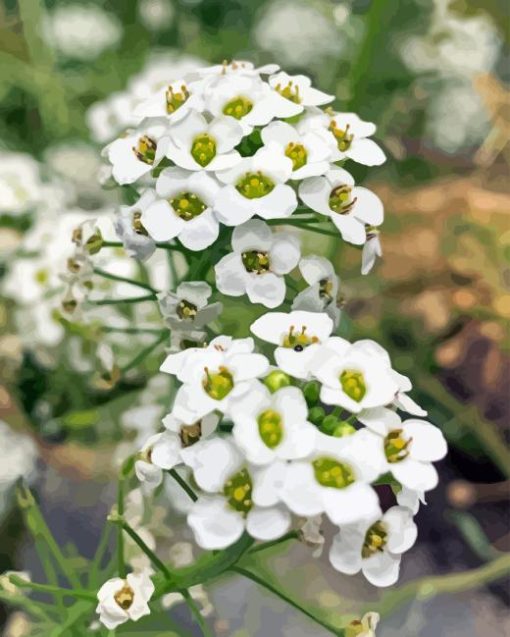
[339,369,367,403]
[223,468,253,515]
[329,185,357,215]
[179,421,202,447]
[132,211,148,236]
[191,133,217,167]
[282,325,319,352]
[236,172,275,199]
[312,457,355,489]
[361,520,388,559]
[274,81,301,104]
[384,429,411,464]
[257,409,284,449]
[241,250,271,274]
[329,121,353,152]
[177,299,198,320]
[114,584,135,610]
[223,95,253,120]
[170,192,207,221]
[132,135,157,165]
[285,142,307,170]
[263,370,292,393]
[202,366,234,401]
[166,84,190,114]
[35,268,49,285]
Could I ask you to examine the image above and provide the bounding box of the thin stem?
[90,293,157,306]
[89,523,114,587]
[120,330,168,374]
[102,326,164,335]
[102,240,186,253]
[181,588,213,637]
[8,575,96,602]
[117,479,126,578]
[248,531,299,554]
[93,267,158,293]
[231,566,344,636]
[167,469,198,502]
[0,590,55,623]
[267,217,321,227]
[121,522,174,582]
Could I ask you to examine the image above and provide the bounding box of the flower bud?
[263,369,292,393]
[308,406,325,426]
[303,380,320,405]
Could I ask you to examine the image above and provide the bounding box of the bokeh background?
[0,0,509,635]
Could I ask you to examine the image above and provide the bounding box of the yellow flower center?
[362,520,388,558]
[329,121,353,152]
[312,457,355,489]
[241,250,271,274]
[384,429,411,464]
[318,277,334,303]
[223,468,253,515]
[166,84,190,114]
[132,135,157,165]
[179,421,202,447]
[191,133,217,167]
[339,369,367,403]
[282,325,319,352]
[285,142,308,170]
[222,95,253,119]
[329,185,357,215]
[257,409,284,449]
[132,211,148,236]
[170,192,207,221]
[275,81,301,104]
[236,172,275,199]
[202,366,234,400]
[114,583,135,610]
[176,298,198,320]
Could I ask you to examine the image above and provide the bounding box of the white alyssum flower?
[313,337,401,414]
[280,429,382,525]
[346,612,380,637]
[358,408,447,492]
[194,60,280,81]
[160,336,269,421]
[138,0,174,32]
[114,190,156,261]
[134,79,204,123]
[329,506,417,587]
[261,120,332,179]
[134,432,182,489]
[291,256,341,327]
[229,381,316,465]
[215,219,300,308]
[361,228,382,275]
[182,437,291,549]
[163,111,244,172]
[158,281,222,332]
[214,144,297,226]
[251,310,333,379]
[142,168,220,250]
[96,570,154,630]
[105,121,169,185]
[268,72,334,111]
[299,168,384,245]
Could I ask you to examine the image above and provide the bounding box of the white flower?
[160,336,269,421]
[313,337,401,414]
[329,505,417,587]
[280,430,382,525]
[396,486,426,515]
[182,437,291,549]
[358,408,447,492]
[96,570,154,630]
[205,74,301,135]
[134,79,204,123]
[214,144,297,226]
[361,228,382,275]
[138,0,174,32]
[114,190,157,261]
[43,5,122,61]
[229,381,316,465]
[299,168,384,245]
[268,72,334,110]
[346,612,380,637]
[251,310,333,379]
[142,168,220,250]
[158,281,222,331]
[163,111,244,172]
[291,256,341,327]
[304,110,386,166]
[298,515,325,557]
[261,120,332,179]
[0,153,44,216]
[215,219,300,308]
[105,121,169,185]
[195,60,280,80]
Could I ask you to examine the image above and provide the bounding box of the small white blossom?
[299,168,384,245]
[292,256,341,327]
[96,571,154,630]
[251,310,333,379]
[361,228,382,275]
[134,79,204,123]
[268,72,334,110]
[114,190,156,261]
[158,281,222,331]
[329,506,417,587]
[215,219,300,308]
[346,612,380,637]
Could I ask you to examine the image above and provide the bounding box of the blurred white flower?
[0,421,38,516]
[43,5,122,61]
[138,0,174,32]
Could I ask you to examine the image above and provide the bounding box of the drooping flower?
[361,227,382,275]
[329,506,417,587]
[251,310,333,379]
[358,408,447,492]
[229,381,316,465]
[214,144,297,226]
[299,168,384,245]
[291,255,341,327]
[96,570,154,630]
[142,168,221,250]
[215,219,300,308]
[158,281,222,332]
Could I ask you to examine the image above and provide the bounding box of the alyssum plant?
[3,61,447,637]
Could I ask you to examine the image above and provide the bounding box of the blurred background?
[0,0,509,635]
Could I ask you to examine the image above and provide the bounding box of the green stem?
[120,330,168,374]
[89,523,114,587]
[248,531,299,554]
[270,220,339,238]
[102,326,164,335]
[121,521,174,581]
[0,590,55,623]
[117,479,126,578]
[102,240,187,253]
[90,293,157,306]
[167,469,198,502]
[230,566,345,636]
[93,267,158,293]
[181,588,213,637]
[8,575,96,602]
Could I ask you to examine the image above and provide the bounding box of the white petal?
[246,272,286,308]
[270,235,301,275]
[323,483,381,525]
[150,432,182,470]
[330,214,366,245]
[362,551,401,587]
[391,458,439,492]
[215,253,248,296]
[246,505,291,540]
[214,186,255,226]
[403,420,448,462]
[256,185,298,220]
[232,219,272,252]
[252,460,287,507]
[280,462,324,516]
[142,199,183,241]
[187,495,245,550]
[349,138,386,166]
[276,344,322,380]
[298,176,331,215]
[358,407,402,436]
[180,437,243,492]
[383,506,418,554]
[329,528,364,575]
[353,187,384,225]
[178,210,219,251]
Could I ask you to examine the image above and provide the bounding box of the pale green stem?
[93,267,158,293]
[8,575,96,602]
[181,588,213,637]
[167,469,198,502]
[90,293,157,306]
[120,330,168,374]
